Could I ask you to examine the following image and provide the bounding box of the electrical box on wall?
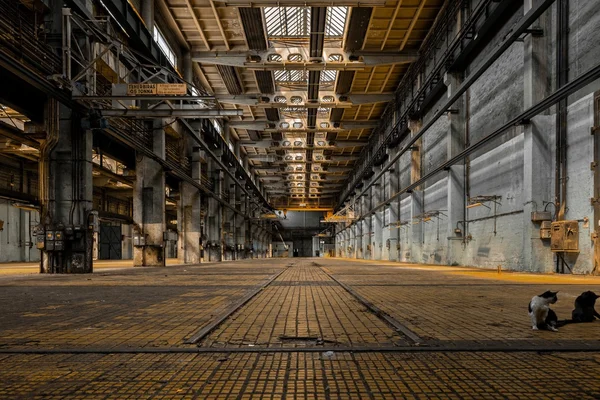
[551,220,579,252]
[531,211,552,222]
[540,221,552,239]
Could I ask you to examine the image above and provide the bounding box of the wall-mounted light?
[466,202,489,209]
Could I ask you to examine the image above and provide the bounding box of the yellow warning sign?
[126,83,187,96]
[157,83,187,95]
[127,84,156,95]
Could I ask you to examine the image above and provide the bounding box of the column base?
[134,246,165,267]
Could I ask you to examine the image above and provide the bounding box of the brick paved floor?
[1,257,600,398]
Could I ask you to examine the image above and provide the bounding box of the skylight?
[264,6,348,39]
[321,70,338,83]
[265,7,310,37]
[326,7,348,37]
[274,70,308,84]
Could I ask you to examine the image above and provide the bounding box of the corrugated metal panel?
[308,71,320,100]
[265,108,280,121]
[329,108,344,123]
[239,8,267,51]
[335,71,355,94]
[310,7,326,58]
[255,71,275,94]
[344,7,372,52]
[247,130,261,141]
[307,109,317,129]
[217,65,243,95]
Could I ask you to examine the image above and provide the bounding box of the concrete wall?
[336,0,600,274]
[273,241,293,257]
[0,200,40,263]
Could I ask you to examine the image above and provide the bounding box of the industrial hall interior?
[2,0,600,398]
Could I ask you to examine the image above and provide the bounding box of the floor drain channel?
[183,268,286,344]
[319,266,424,345]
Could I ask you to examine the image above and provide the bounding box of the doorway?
[99,222,122,260]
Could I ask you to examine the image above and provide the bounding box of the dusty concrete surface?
[1,258,600,398]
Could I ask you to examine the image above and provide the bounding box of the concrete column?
[444,72,466,264]
[141,0,154,32]
[343,229,349,258]
[248,221,255,258]
[388,151,400,261]
[179,147,202,264]
[39,102,93,273]
[222,171,235,260]
[522,2,553,272]
[207,157,223,262]
[134,119,166,267]
[236,189,246,259]
[183,51,193,83]
[361,193,372,260]
[409,119,423,263]
[372,182,383,260]
[350,222,355,258]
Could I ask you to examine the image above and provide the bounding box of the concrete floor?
[1,258,600,398]
[0,259,183,276]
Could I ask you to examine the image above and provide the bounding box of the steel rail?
[184,267,287,344]
[2,342,600,354]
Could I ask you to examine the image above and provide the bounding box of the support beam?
[182,0,211,50]
[400,0,427,51]
[209,0,230,50]
[217,0,386,6]
[191,50,417,69]
[381,0,404,50]
[229,120,378,130]
[101,109,243,118]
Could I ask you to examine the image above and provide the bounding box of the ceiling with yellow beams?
[159,0,444,209]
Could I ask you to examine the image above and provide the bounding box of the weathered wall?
[0,200,40,263]
[336,0,600,274]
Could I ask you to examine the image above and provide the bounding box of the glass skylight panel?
[325,7,348,37]
[264,6,347,38]
[321,70,338,83]
[274,70,308,83]
[264,7,310,38]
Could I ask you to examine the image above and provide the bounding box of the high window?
[153,26,177,67]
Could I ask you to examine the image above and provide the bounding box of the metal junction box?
[551,220,579,252]
[540,221,552,239]
[531,211,552,222]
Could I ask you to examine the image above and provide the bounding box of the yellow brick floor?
[1,257,600,398]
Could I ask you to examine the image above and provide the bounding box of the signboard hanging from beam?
[126,83,187,95]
